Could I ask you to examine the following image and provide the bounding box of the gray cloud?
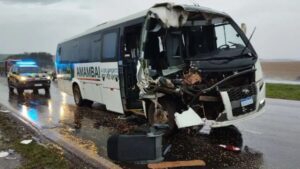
[0,0,62,5]
[0,0,299,60]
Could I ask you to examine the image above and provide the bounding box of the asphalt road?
[0,77,300,169]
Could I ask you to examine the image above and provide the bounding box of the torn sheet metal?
[175,107,204,128]
[150,4,188,28]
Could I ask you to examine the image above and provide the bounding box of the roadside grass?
[266,83,300,101]
[14,142,69,169]
[0,111,70,169]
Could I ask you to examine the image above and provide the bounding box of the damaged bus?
[56,3,266,132]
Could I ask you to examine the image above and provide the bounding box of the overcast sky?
[0,0,299,60]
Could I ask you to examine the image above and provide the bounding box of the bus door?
[100,30,124,114]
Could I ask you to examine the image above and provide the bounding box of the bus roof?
[59,3,228,44]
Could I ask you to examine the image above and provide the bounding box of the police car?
[7,61,51,95]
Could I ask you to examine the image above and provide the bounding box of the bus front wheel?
[73,84,93,107]
[73,84,85,106]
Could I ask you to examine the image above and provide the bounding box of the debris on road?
[68,127,76,132]
[107,132,164,163]
[20,139,33,145]
[147,160,206,169]
[218,144,241,152]
[0,109,10,113]
[0,151,9,158]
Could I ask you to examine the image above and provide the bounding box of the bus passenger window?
[102,32,118,60]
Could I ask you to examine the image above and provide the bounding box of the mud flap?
[174,107,204,128]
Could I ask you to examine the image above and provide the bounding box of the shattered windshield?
[181,21,246,58]
[143,14,251,76]
[215,23,246,49]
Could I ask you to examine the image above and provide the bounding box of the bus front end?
[137,3,266,130]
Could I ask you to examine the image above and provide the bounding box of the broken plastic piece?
[175,107,204,128]
[218,144,241,152]
[0,151,9,158]
[20,139,32,145]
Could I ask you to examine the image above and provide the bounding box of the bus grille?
[227,83,257,116]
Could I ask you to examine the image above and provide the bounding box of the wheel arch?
[72,79,85,99]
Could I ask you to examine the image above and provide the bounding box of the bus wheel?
[148,98,178,136]
[73,84,84,106]
[84,100,94,107]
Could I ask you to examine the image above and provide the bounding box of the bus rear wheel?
[73,84,84,106]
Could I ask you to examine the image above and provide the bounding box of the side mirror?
[241,23,247,35]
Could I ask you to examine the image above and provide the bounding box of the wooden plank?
[147,160,206,169]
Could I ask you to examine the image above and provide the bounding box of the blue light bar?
[18,65,38,67]
[16,61,37,65]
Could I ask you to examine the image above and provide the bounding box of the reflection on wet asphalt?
[0,77,300,169]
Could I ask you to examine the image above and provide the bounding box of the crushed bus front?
[137,3,266,129]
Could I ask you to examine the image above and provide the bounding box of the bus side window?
[91,34,101,62]
[102,31,118,61]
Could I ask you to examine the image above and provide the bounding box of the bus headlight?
[20,76,27,81]
[46,76,51,80]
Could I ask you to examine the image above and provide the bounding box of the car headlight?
[46,76,51,80]
[20,76,27,81]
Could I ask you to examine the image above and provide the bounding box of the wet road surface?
[0,77,300,169]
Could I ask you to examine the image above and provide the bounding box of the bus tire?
[73,84,85,107]
[84,100,93,107]
[148,97,178,136]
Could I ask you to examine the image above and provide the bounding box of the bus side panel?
[74,62,103,103]
[100,62,124,114]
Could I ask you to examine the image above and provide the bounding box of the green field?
[266,83,300,101]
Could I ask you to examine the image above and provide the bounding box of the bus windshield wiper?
[239,27,256,57]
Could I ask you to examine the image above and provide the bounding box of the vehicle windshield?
[144,16,252,75]
[18,67,39,73]
[164,20,248,67]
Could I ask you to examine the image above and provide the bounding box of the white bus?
[56,3,265,132]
